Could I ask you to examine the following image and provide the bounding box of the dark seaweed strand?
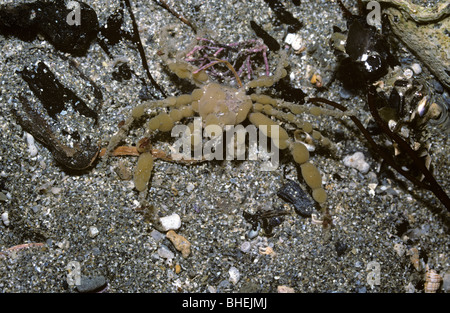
[308,97,450,212]
[12,95,99,170]
[123,0,166,98]
[263,0,303,32]
[336,0,354,20]
[366,87,450,212]
[152,0,196,33]
[250,20,281,51]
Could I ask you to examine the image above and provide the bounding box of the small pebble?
[247,226,260,239]
[442,272,450,292]
[1,212,10,226]
[159,213,181,231]
[76,276,107,293]
[240,241,251,253]
[393,243,406,257]
[88,226,99,238]
[403,68,413,79]
[150,229,165,242]
[228,266,240,285]
[431,80,444,94]
[166,230,191,258]
[277,285,295,293]
[442,92,450,108]
[174,264,181,274]
[410,63,422,75]
[343,152,370,174]
[25,132,38,157]
[186,182,195,193]
[284,33,303,51]
[339,88,353,99]
[158,245,175,260]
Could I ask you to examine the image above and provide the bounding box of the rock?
[88,226,99,238]
[0,1,99,56]
[410,63,422,75]
[393,243,406,257]
[150,229,165,242]
[38,1,99,56]
[442,272,450,292]
[25,132,38,157]
[166,230,191,258]
[76,276,107,293]
[159,213,181,231]
[277,179,314,217]
[343,152,370,174]
[186,182,195,193]
[228,266,240,285]
[240,241,251,253]
[157,245,175,260]
[277,285,295,293]
[1,212,10,226]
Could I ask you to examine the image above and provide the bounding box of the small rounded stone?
[159,213,181,231]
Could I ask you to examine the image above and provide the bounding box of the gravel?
[0,0,448,294]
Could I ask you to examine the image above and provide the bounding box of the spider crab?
[103,31,351,208]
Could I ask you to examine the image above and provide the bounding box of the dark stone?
[334,241,348,257]
[76,276,107,293]
[250,20,280,51]
[112,63,132,82]
[0,0,99,56]
[277,179,313,216]
[100,7,126,45]
[263,0,303,32]
[38,0,99,56]
[19,61,98,122]
[432,80,444,94]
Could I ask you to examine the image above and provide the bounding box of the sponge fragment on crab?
[133,152,153,192]
[175,94,193,107]
[292,142,309,164]
[249,112,289,139]
[157,113,174,132]
[300,162,322,190]
[312,187,327,203]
